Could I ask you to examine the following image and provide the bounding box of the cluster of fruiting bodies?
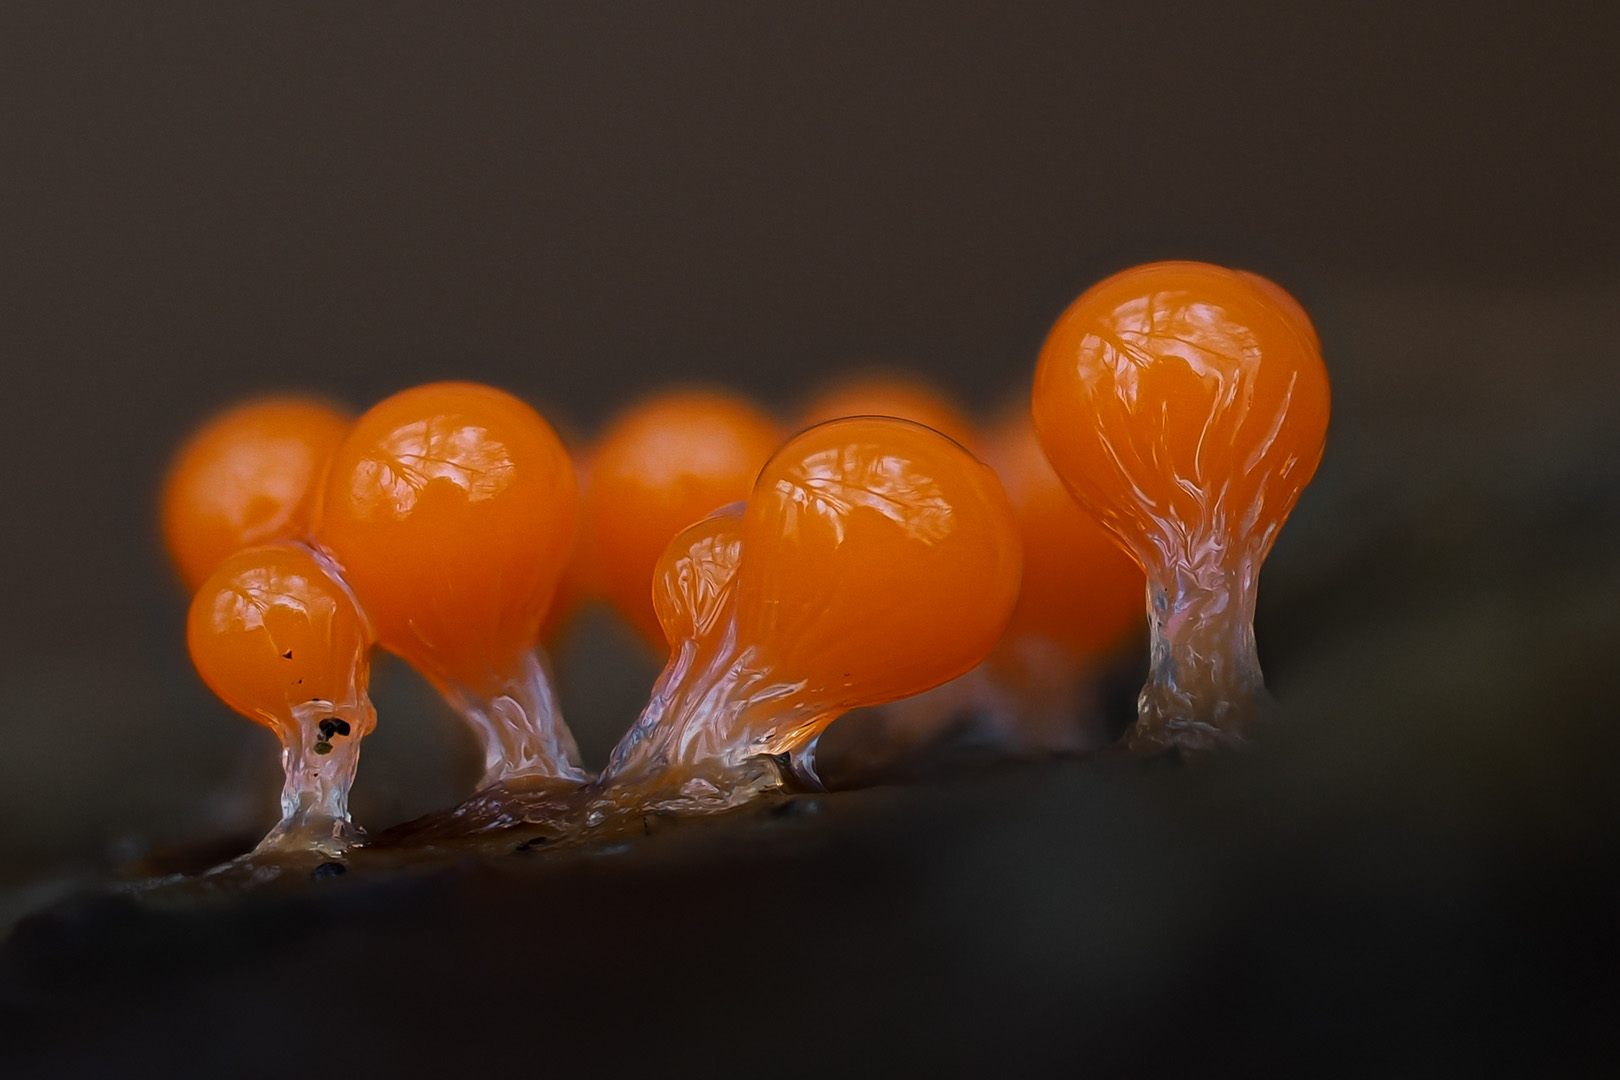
[166,262,1329,860]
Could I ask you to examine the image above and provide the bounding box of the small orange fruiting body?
[161,397,350,590]
[1031,261,1330,749]
[799,373,978,451]
[584,390,780,646]
[188,544,373,735]
[187,542,375,854]
[314,382,578,697]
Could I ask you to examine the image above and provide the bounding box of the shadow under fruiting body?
[186,543,376,859]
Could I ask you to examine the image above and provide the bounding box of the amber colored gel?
[584,390,780,647]
[1032,261,1330,749]
[161,397,350,590]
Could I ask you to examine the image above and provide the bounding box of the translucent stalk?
[256,698,374,857]
[369,647,593,840]
[440,648,588,792]
[594,617,825,822]
[1132,548,1268,752]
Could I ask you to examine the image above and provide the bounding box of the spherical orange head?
[735,417,1022,709]
[313,382,578,694]
[187,544,372,739]
[983,412,1143,655]
[585,391,779,646]
[161,397,351,591]
[799,374,979,452]
[1031,262,1330,570]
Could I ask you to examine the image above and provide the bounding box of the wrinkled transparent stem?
[1133,551,1268,751]
[442,648,587,791]
[595,617,824,820]
[257,701,373,857]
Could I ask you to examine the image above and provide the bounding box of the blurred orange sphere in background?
[161,397,351,590]
[583,389,780,647]
[798,372,979,451]
[983,408,1143,657]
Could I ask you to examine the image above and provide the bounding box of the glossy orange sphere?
[313,382,578,695]
[799,373,979,451]
[735,417,1022,708]
[1031,262,1330,568]
[584,390,780,645]
[983,410,1143,655]
[161,397,351,590]
[187,544,372,739]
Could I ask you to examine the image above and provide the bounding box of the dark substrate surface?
[3,506,1618,1076]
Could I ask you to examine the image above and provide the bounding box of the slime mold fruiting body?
[596,417,1022,817]
[582,390,781,648]
[1032,261,1330,751]
[314,382,585,826]
[187,544,376,856]
[161,397,351,589]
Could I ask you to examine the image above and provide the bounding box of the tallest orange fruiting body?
[1032,261,1329,749]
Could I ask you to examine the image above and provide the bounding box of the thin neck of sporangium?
[260,707,368,857]
[1134,542,1269,752]
[443,648,588,791]
[596,617,821,818]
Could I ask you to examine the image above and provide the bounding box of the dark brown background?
[1,4,1618,1072]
